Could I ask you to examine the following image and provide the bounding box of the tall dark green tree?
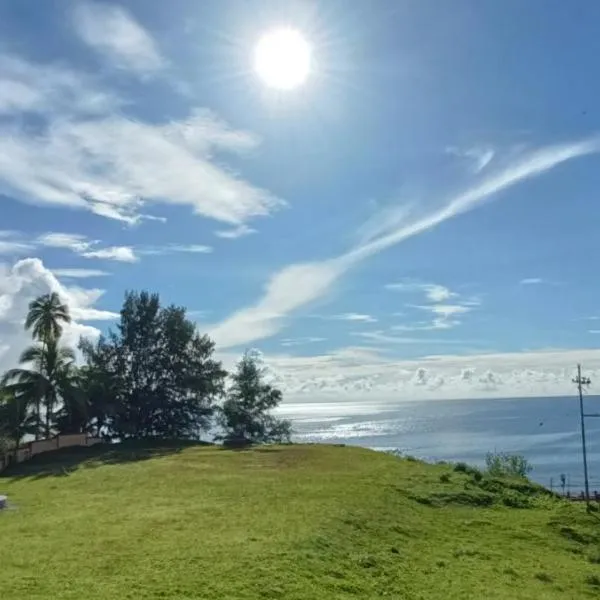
[220,350,291,445]
[83,291,226,440]
[53,365,89,435]
[75,345,119,438]
[23,292,71,437]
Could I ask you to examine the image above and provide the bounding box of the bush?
[439,473,451,483]
[485,452,532,479]
[502,492,532,508]
[454,462,482,478]
[586,574,600,587]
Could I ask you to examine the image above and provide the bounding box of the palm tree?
[25,292,71,343]
[23,293,71,438]
[2,340,76,438]
[0,385,37,452]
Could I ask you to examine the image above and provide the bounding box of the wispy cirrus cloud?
[351,331,471,345]
[447,145,495,173]
[139,244,213,256]
[280,337,327,347]
[0,42,281,227]
[386,281,457,303]
[0,231,215,263]
[385,282,478,332]
[0,55,118,116]
[37,232,137,263]
[215,224,257,239]
[52,268,109,279]
[520,277,544,285]
[0,110,279,225]
[0,230,35,255]
[331,313,377,323]
[209,137,600,349]
[81,247,137,262]
[72,1,166,76]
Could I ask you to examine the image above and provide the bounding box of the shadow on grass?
[218,443,291,453]
[1,439,212,481]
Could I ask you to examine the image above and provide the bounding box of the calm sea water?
[292,396,600,492]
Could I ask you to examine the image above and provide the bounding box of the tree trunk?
[45,390,53,438]
[36,337,46,440]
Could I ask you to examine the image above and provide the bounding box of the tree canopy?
[0,290,289,448]
[219,350,291,445]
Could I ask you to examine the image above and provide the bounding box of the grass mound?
[1,443,599,599]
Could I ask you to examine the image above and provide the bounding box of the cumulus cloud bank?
[0,258,115,374]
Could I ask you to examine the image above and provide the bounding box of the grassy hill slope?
[1,443,599,599]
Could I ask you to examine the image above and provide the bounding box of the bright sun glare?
[254,28,311,90]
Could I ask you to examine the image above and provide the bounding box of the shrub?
[454,462,482,478]
[586,574,600,587]
[502,492,532,508]
[485,452,532,478]
[439,473,451,483]
[386,449,403,458]
[588,551,600,564]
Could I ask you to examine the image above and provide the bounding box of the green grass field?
[1,442,599,599]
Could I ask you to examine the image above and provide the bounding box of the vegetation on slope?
[1,291,290,450]
[1,443,599,600]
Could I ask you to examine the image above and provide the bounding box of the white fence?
[0,434,102,473]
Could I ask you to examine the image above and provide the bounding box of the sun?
[254,28,311,90]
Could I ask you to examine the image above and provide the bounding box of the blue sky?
[2,0,600,408]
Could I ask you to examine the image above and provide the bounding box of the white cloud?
[0,50,280,227]
[81,247,137,262]
[37,233,90,253]
[215,224,257,239]
[386,282,457,303]
[352,331,470,345]
[0,230,34,255]
[394,303,475,331]
[11,230,211,263]
[0,110,279,226]
[231,346,600,413]
[52,269,109,279]
[332,313,377,323]
[387,283,479,332]
[37,232,137,263]
[280,337,327,347]
[424,284,456,303]
[520,277,544,285]
[0,55,118,116]
[448,145,495,173]
[0,258,116,375]
[208,258,348,348]
[148,244,213,254]
[209,137,599,348]
[421,304,471,318]
[72,2,166,75]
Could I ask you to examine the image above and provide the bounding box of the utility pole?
[573,364,593,507]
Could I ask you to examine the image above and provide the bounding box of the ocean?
[292,395,600,492]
